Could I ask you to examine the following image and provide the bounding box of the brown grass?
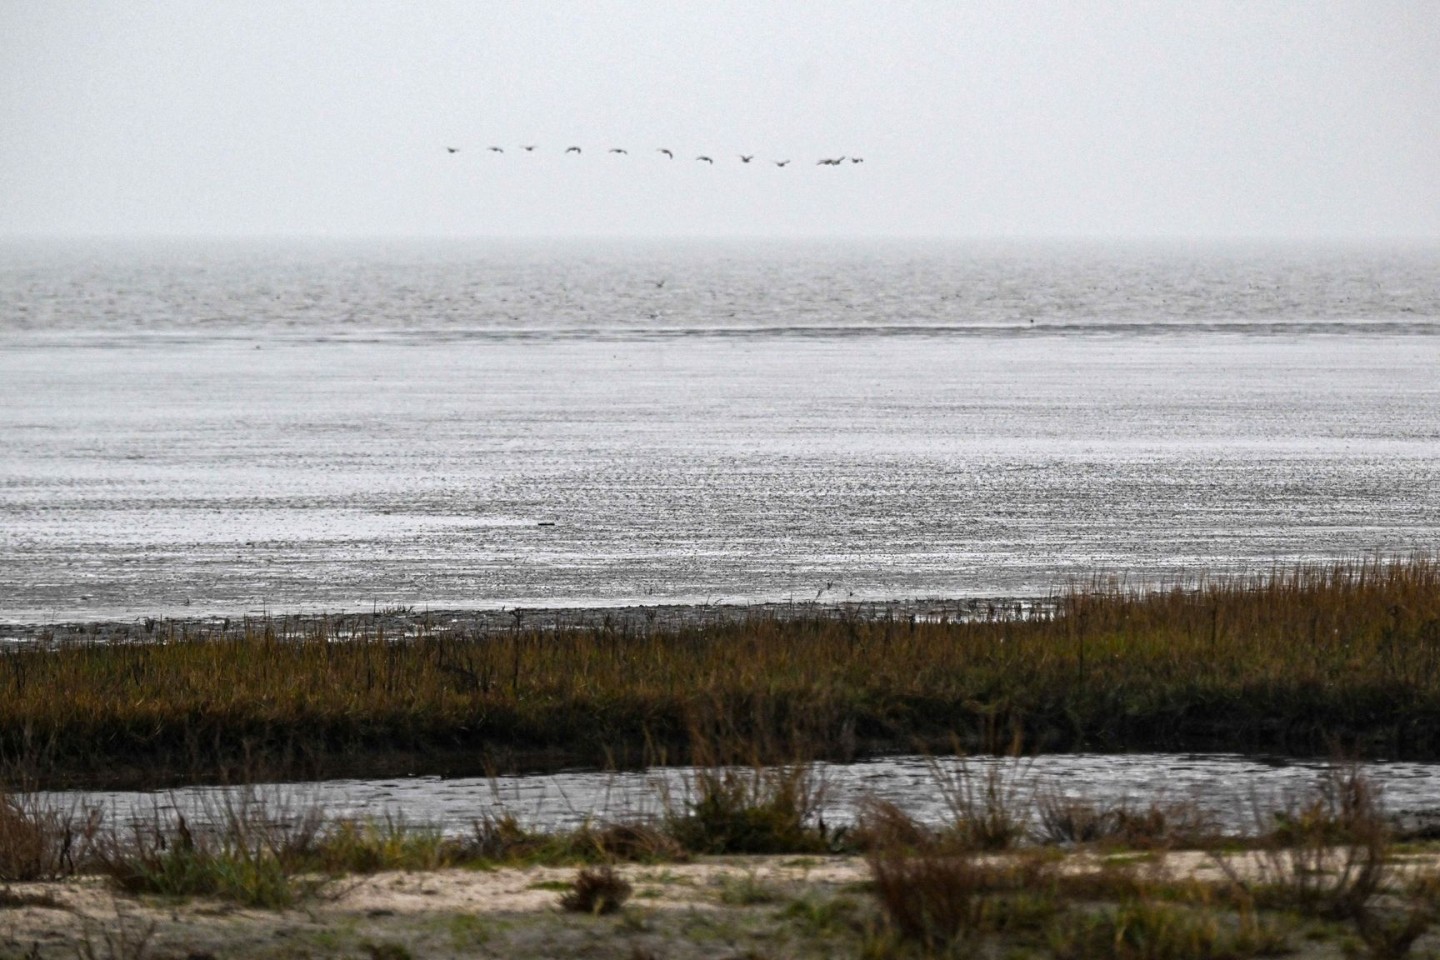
[0,789,99,881]
[4,556,1440,786]
[559,866,632,914]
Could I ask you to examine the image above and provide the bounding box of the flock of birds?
[444,145,863,167]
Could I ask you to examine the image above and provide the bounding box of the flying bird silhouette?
[488,146,504,153]
[739,155,753,163]
[696,156,713,164]
[657,148,673,158]
[445,147,459,154]
[609,148,628,154]
[774,160,790,167]
[851,157,864,164]
[521,145,537,152]
[565,146,582,154]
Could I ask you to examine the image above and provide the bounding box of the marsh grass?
[457,813,685,866]
[90,791,327,908]
[861,796,1065,949]
[559,866,632,915]
[309,815,450,874]
[1219,765,1393,919]
[929,753,1032,851]
[860,767,1440,958]
[0,789,99,881]
[1214,765,1440,957]
[716,870,785,905]
[1046,899,1287,960]
[6,557,1440,786]
[663,760,828,855]
[1035,792,1221,850]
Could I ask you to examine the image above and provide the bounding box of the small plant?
[363,942,413,960]
[90,791,324,909]
[930,755,1031,851]
[1035,793,1118,845]
[867,845,1058,949]
[1353,905,1434,960]
[1219,765,1436,957]
[781,894,862,937]
[313,815,449,873]
[665,764,827,855]
[851,799,932,852]
[717,870,783,905]
[560,866,633,915]
[1222,765,1390,920]
[74,906,157,960]
[584,822,687,863]
[0,790,98,881]
[1048,900,1252,960]
[1035,792,1219,850]
[448,914,491,949]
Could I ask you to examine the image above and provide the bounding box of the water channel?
[45,753,1440,839]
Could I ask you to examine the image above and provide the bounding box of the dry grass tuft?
[0,790,99,881]
[559,866,633,915]
[1035,792,1221,850]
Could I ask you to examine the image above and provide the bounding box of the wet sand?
[0,597,1045,646]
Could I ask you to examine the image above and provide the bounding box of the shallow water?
[2,240,1439,620]
[53,753,1440,838]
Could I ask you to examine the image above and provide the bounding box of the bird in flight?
[521,145,537,152]
[657,148,673,158]
[609,148,628,154]
[774,159,790,167]
[445,147,459,154]
[565,146,582,154]
[488,146,504,153]
[739,155,753,163]
[851,157,864,164]
[696,155,713,164]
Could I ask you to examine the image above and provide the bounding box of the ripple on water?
[43,753,1440,838]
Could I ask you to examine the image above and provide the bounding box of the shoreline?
[0,596,1047,646]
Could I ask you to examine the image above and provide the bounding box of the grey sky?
[2,1,1437,239]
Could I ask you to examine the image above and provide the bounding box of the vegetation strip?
[4,557,1440,787]
[4,764,1440,957]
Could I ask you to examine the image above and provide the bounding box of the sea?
[2,238,1439,622]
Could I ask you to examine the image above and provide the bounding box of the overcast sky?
[2,1,1437,239]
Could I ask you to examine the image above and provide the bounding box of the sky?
[2,1,1438,240]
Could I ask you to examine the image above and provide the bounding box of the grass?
[559,866,633,915]
[5,765,1440,957]
[664,761,829,855]
[0,790,99,882]
[4,557,1440,787]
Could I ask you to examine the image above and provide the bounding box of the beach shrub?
[665,764,827,855]
[559,865,632,914]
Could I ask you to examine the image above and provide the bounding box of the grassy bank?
[5,764,1440,958]
[3,557,1440,786]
